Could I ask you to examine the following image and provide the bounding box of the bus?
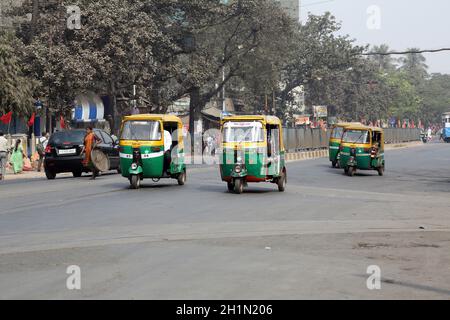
[442,112,450,143]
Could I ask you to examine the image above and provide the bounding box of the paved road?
[1,143,450,299]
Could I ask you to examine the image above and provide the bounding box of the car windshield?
[342,130,370,143]
[331,127,344,139]
[223,121,264,143]
[121,120,161,141]
[49,131,85,145]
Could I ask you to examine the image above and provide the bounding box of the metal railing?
[282,128,421,153]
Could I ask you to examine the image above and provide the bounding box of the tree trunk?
[189,87,201,153]
[110,81,118,135]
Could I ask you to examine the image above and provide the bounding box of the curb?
[286,149,329,162]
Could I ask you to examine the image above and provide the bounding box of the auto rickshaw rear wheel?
[177,170,186,186]
[234,178,244,194]
[227,182,234,192]
[378,166,385,176]
[332,160,338,168]
[130,175,140,189]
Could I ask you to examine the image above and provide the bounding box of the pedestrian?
[0,131,11,180]
[10,139,26,174]
[80,127,101,180]
[37,132,50,172]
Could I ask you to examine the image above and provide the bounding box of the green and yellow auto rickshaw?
[219,115,287,194]
[339,125,385,177]
[119,114,186,189]
[329,122,362,168]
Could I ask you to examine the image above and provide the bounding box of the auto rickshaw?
[339,125,385,177]
[219,115,287,194]
[329,122,362,168]
[119,114,186,189]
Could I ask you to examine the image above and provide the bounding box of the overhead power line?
[363,48,450,56]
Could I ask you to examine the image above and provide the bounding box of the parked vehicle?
[329,122,362,168]
[219,115,287,194]
[441,112,450,143]
[119,114,187,189]
[44,129,120,179]
[339,125,385,177]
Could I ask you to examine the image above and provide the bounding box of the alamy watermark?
[366,265,381,290]
[66,265,81,290]
[367,5,382,30]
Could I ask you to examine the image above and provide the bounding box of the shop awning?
[72,93,105,123]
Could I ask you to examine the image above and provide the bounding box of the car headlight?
[131,163,138,170]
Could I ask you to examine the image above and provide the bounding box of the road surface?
[1,143,450,299]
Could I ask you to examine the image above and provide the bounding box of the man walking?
[37,132,49,172]
[0,131,10,180]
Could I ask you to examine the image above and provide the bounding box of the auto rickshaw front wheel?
[130,175,140,189]
[233,178,244,194]
[277,171,286,192]
[347,167,355,177]
[177,170,186,186]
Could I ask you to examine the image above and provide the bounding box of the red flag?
[27,113,36,127]
[60,115,66,129]
[0,111,12,124]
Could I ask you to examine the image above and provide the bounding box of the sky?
[299,0,450,74]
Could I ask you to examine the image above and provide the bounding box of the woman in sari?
[81,127,101,180]
[10,139,26,174]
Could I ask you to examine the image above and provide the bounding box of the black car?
[44,129,120,179]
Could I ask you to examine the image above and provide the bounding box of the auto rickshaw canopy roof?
[221,115,282,126]
[343,124,383,132]
[333,122,363,128]
[122,114,183,124]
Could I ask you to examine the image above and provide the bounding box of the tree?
[369,44,397,71]
[0,31,36,117]
[399,48,428,85]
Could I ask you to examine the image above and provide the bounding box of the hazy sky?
[300,0,450,74]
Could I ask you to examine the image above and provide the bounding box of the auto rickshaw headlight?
[131,163,138,170]
[234,165,242,173]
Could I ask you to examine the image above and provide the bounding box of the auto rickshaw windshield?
[342,130,370,143]
[331,127,344,139]
[223,121,264,143]
[121,120,161,141]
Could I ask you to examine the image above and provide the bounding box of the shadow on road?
[354,274,450,297]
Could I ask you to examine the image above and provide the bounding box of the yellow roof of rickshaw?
[344,124,384,132]
[122,114,183,123]
[221,115,282,126]
[333,122,363,128]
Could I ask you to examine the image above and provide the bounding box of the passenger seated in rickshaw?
[163,129,172,174]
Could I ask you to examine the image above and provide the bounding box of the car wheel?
[45,169,56,180]
[234,178,244,194]
[72,170,82,178]
[130,175,140,189]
